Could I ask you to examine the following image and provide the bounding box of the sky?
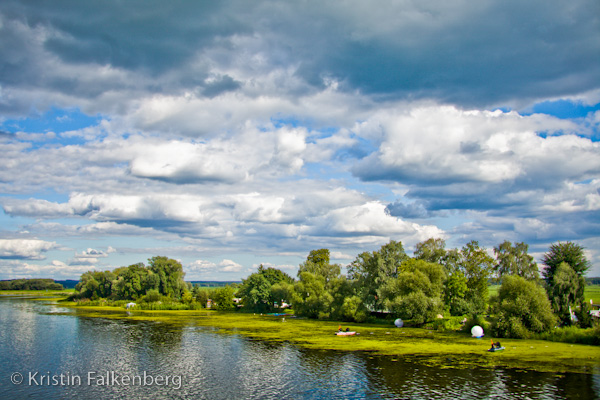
[0,0,599,281]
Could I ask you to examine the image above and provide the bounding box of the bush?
[574,301,593,328]
[536,325,600,346]
[141,289,163,303]
[493,275,556,339]
[131,302,203,310]
[462,314,491,334]
[429,316,464,331]
[448,297,470,316]
[336,295,368,322]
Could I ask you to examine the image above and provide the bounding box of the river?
[0,297,599,399]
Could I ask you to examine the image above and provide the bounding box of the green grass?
[584,285,600,304]
[0,289,75,298]
[488,284,500,298]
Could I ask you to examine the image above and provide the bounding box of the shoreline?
[44,297,600,374]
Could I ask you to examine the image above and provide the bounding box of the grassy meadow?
[585,285,600,304]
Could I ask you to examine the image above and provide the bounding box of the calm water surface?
[0,297,599,399]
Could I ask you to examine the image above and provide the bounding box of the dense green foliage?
[69,239,597,340]
[0,278,63,291]
[72,256,188,301]
[493,241,539,280]
[347,240,408,314]
[542,241,591,280]
[493,275,556,338]
[549,262,586,325]
[379,259,445,324]
[542,242,591,327]
[237,264,294,312]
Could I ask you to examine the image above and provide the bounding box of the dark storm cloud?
[2,1,246,74]
[1,1,598,109]
[290,0,600,107]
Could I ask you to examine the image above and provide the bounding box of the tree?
[347,240,409,311]
[299,249,341,284]
[494,275,556,339]
[0,279,63,291]
[542,242,590,327]
[257,264,294,285]
[414,238,446,264]
[212,286,236,310]
[460,241,494,314]
[293,249,344,319]
[148,256,186,299]
[542,241,591,283]
[439,247,470,315]
[549,262,585,325]
[444,270,469,316]
[193,286,211,307]
[237,272,273,312]
[113,263,149,300]
[75,270,115,300]
[270,281,295,307]
[493,241,539,280]
[292,271,333,319]
[238,265,296,312]
[378,259,445,324]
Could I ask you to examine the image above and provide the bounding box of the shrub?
[493,275,556,338]
[430,316,464,331]
[462,313,491,334]
[337,295,368,322]
[141,289,162,303]
[537,325,600,346]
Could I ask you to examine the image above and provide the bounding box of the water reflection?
[1,297,599,400]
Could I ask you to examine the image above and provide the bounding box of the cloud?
[69,247,112,266]
[306,201,445,241]
[0,239,58,260]
[351,106,599,215]
[251,262,298,272]
[385,201,430,219]
[2,0,598,120]
[353,105,596,185]
[128,140,249,184]
[186,259,246,280]
[0,1,598,279]
[0,259,95,279]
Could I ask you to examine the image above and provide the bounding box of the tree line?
[71,256,188,302]
[71,239,595,339]
[234,239,594,338]
[0,278,64,291]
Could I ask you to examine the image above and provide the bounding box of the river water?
[0,297,599,399]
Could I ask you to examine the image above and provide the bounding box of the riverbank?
[54,299,600,374]
[3,291,599,374]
